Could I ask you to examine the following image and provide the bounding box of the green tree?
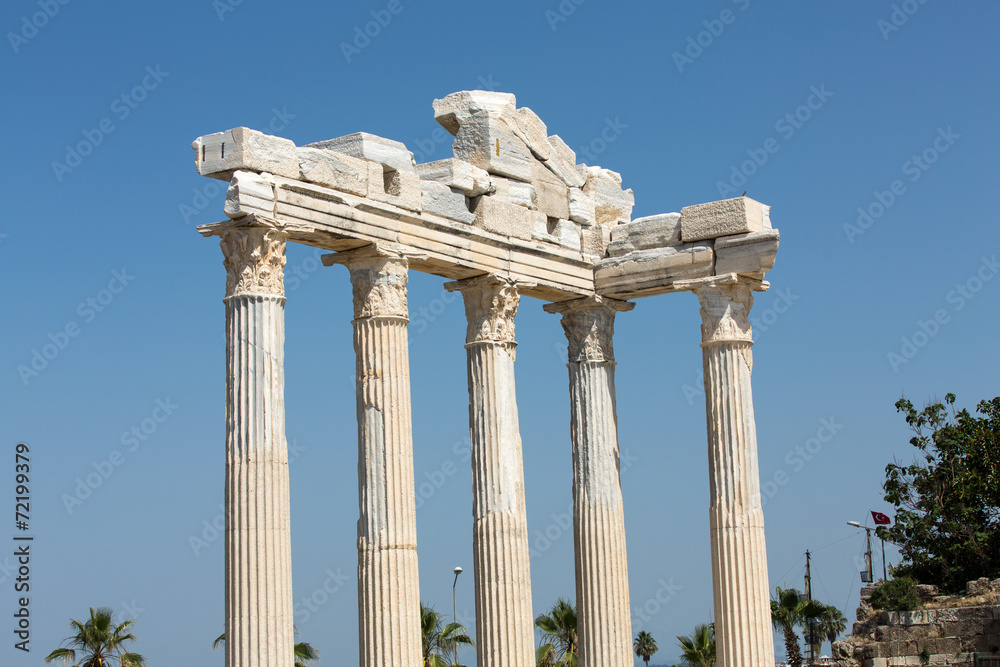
[45,607,145,667]
[633,630,658,666]
[676,623,715,667]
[815,604,847,656]
[420,603,474,667]
[881,394,1000,592]
[535,598,577,666]
[771,588,825,667]
[212,626,320,667]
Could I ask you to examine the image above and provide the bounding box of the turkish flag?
[871,511,892,525]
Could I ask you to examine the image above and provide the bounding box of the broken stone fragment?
[581,225,613,258]
[713,230,780,277]
[511,107,551,161]
[531,160,570,220]
[451,109,535,183]
[224,170,275,219]
[307,132,416,173]
[432,90,517,136]
[552,218,582,252]
[415,158,494,197]
[420,181,475,224]
[595,242,715,293]
[544,135,586,188]
[193,127,299,180]
[567,188,595,226]
[296,147,369,196]
[492,176,535,208]
[470,195,534,240]
[366,163,422,212]
[583,169,634,225]
[680,196,768,242]
[607,212,682,256]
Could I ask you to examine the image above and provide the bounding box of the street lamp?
[847,521,877,583]
[453,566,463,665]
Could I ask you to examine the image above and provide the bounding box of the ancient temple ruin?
[192,90,781,667]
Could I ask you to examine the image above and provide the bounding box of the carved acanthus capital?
[220,226,287,297]
[324,245,414,319]
[544,296,634,363]
[444,274,523,345]
[694,281,755,346]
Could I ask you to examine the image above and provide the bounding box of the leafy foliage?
[421,603,474,667]
[45,607,145,667]
[880,394,1000,592]
[771,588,826,667]
[212,626,320,667]
[535,598,577,666]
[676,623,715,667]
[867,577,920,612]
[633,630,658,666]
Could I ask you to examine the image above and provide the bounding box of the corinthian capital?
[544,296,634,363]
[220,226,287,297]
[444,274,523,345]
[324,244,413,319]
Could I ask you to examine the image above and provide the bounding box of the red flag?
[871,511,891,525]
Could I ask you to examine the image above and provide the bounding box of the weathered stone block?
[470,195,534,240]
[193,127,299,180]
[308,132,416,173]
[415,158,493,196]
[367,163,421,212]
[224,170,275,219]
[433,90,517,135]
[714,230,780,277]
[583,168,634,225]
[512,107,550,161]
[532,160,569,220]
[545,135,586,187]
[552,218,581,252]
[568,187,595,226]
[420,181,475,224]
[680,196,768,242]
[607,212,682,256]
[452,110,535,183]
[492,176,535,208]
[581,225,611,258]
[296,147,369,196]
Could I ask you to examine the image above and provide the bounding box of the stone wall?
[833,579,1000,667]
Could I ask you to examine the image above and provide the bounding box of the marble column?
[444,274,535,667]
[220,224,294,667]
[543,296,635,667]
[691,276,774,667]
[324,244,422,667]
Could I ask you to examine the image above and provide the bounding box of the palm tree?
[676,623,715,667]
[421,603,474,666]
[816,604,847,657]
[633,630,659,666]
[45,607,145,667]
[212,626,320,667]
[770,588,825,667]
[535,598,578,666]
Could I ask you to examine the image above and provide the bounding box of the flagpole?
[881,537,887,581]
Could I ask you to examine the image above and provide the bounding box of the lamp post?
[453,566,463,665]
[847,521,874,583]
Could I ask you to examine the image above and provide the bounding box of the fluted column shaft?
[544,296,635,667]
[693,279,774,667]
[326,245,422,667]
[221,225,294,667]
[445,275,535,667]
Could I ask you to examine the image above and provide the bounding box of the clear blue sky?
[2,1,998,665]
